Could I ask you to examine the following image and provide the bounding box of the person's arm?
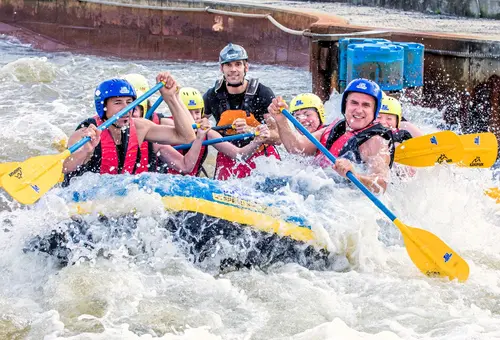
[138,72,196,145]
[212,124,270,160]
[334,136,391,193]
[157,119,210,173]
[267,97,322,155]
[62,124,101,173]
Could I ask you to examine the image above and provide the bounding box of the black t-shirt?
[203,81,275,124]
[62,118,127,187]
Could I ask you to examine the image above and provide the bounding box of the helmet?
[94,79,137,119]
[219,43,248,65]
[289,93,326,124]
[180,87,205,115]
[122,74,150,117]
[380,93,402,127]
[341,78,383,120]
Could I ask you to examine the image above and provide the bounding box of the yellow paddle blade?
[0,161,64,188]
[395,131,464,167]
[458,133,498,168]
[1,151,70,204]
[394,219,469,282]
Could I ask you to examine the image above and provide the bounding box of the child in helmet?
[160,87,271,177]
[377,94,423,144]
[289,93,326,133]
[377,94,422,178]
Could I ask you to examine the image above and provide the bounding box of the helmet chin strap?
[226,81,244,87]
[224,71,247,88]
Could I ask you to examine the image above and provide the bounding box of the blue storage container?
[338,38,390,88]
[392,42,424,87]
[346,43,404,91]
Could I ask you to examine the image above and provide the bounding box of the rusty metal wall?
[0,0,314,66]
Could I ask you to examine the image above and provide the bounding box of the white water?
[1,35,500,340]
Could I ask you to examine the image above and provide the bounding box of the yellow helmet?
[380,93,402,127]
[289,93,325,124]
[180,87,205,115]
[122,74,150,117]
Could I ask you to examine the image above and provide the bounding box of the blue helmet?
[219,43,248,65]
[94,78,137,118]
[341,78,383,120]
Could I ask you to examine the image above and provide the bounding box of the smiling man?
[62,72,196,185]
[268,78,394,193]
[202,43,281,180]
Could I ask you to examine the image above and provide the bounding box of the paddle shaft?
[212,124,234,131]
[174,132,255,150]
[144,96,163,120]
[192,123,235,131]
[68,82,164,154]
[281,109,396,221]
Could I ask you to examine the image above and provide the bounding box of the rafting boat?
[26,173,335,271]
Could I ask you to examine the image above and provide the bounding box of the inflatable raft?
[26,173,334,270]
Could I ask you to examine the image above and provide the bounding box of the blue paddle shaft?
[68,82,164,154]
[174,132,255,150]
[145,96,163,120]
[280,108,397,221]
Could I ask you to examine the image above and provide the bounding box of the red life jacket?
[166,116,208,177]
[94,115,147,175]
[214,145,281,181]
[138,113,161,172]
[315,120,394,168]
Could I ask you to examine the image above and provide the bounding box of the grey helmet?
[219,43,248,65]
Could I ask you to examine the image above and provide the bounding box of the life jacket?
[215,145,281,181]
[137,112,167,173]
[392,129,413,144]
[165,116,208,177]
[214,78,261,134]
[316,120,395,168]
[94,115,147,175]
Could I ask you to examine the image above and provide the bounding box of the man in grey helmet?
[203,43,281,180]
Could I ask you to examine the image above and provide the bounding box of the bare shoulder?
[312,126,327,140]
[134,118,153,129]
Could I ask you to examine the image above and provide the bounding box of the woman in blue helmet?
[268,78,394,193]
[62,72,196,185]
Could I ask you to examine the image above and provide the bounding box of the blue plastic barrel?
[338,38,390,90]
[392,42,424,87]
[346,43,404,91]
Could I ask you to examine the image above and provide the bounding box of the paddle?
[458,132,498,168]
[280,108,469,281]
[212,124,234,131]
[394,131,465,167]
[0,162,64,187]
[144,96,163,120]
[174,132,257,150]
[193,123,234,132]
[1,82,165,205]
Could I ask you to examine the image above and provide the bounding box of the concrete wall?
[303,0,500,19]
